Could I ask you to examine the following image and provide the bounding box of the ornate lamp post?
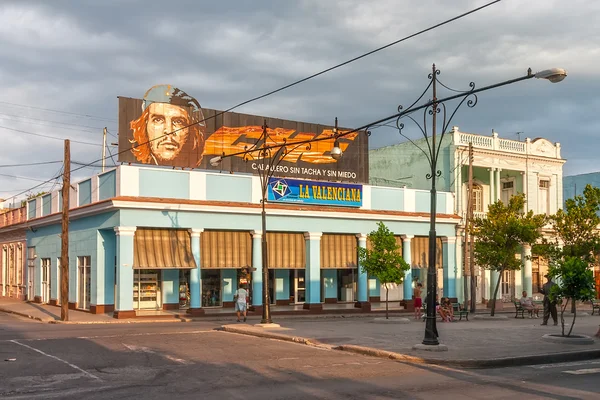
[358,64,566,346]
[211,120,342,324]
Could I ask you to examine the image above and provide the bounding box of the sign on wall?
[267,177,362,207]
[118,85,369,183]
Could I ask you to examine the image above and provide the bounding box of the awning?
[201,230,252,269]
[133,229,197,269]
[320,234,357,269]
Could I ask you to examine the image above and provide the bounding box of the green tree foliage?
[538,184,600,313]
[358,221,409,319]
[472,193,546,316]
[21,191,49,208]
[548,257,596,336]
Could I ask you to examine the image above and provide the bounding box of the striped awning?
[133,229,197,269]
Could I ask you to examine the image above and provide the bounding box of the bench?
[592,299,600,316]
[452,303,469,321]
[513,300,533,319]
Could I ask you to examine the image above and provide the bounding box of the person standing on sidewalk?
[413,283,423,320]
[234,284,249,323]
[540,274,558,326]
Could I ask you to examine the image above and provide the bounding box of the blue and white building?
[15,165,460,317]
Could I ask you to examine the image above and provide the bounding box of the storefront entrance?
[134,270,161,310]
[77,256,91,310]
[179,269,190,309]
[41,258,50,304]
[202,269,222,307]
[294,270,306,304]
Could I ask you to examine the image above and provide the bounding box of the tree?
[358,221,410,319]
[20,191,48,207]
[541,184,600,313]
[472,193,546,316]
[548,257,596,336]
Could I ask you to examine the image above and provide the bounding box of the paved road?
[1,313,598,399]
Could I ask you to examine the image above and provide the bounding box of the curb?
[0,308,192,324]
[220,324,600,369]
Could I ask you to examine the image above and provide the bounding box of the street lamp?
[210,119,341,324]
[357,64,566,347]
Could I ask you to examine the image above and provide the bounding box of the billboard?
[267,177,362,207]
[118,85,369,183]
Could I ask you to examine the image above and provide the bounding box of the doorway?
[41,258,50,304]
[27,265,34,301]
[77,256,91,310]
[179,269,190,309]
[294,270,306,304]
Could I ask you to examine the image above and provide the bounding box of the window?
[501,181,514,204]
[472,184,483,212]
[77,256,91,310]
[539,179,550,215]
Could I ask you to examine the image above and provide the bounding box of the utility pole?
[60,139,70,322]
[467,142,476,313]
[102,127,107,172]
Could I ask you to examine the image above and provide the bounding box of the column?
[188,229,203,315]
[455,231,464,303]
[442,237,457,299]
[495,168,502,201]
[489,168,495,204]
[303,232,322,310]
[456,157,463,214]
[402,235,414,306]
[114,226,136,319]
[355,233,370,310]
[522,244,532,296]
[251,231,263,308]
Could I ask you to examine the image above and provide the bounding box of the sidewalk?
[0,298,190,324]
[221,314,600,368]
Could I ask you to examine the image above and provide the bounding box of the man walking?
[540,274,558,326]
[234,284,249,323]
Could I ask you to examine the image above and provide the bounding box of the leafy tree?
[358,221,409,319]
[539,184,600,313]
[472,193,546,316]
[20,191,48,208]
[548,257,596,336]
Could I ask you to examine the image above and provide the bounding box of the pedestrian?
[540,274,558,326]
[413,282,423,320]
[234,283,248,323]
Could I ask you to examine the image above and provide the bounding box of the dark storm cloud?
[0,0,597,202]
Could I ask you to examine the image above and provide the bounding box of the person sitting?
[439,297,453,322]
[519,290,540,318]
[438,297,450,322]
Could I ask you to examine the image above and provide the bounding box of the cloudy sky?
[0,0,598,203]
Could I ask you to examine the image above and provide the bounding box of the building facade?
[9,165,461,317]
[370,127,566,303]
[0,207,28,300]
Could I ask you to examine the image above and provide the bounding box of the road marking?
[563,367,600,375]
[530,360,600,369]
[123,343,190,364]
[9,339,101,381]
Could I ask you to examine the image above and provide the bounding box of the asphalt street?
[0,313,598,399]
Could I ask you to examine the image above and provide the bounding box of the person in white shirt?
[519,290,540,318]
[234,284,249,322]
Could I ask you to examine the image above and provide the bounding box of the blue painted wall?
[370,187,404,211]
[28,199,36,219]
[415,191,447,213]
[564,173,600,210]
[206,174,252,202]
[79,179,92,206]
[99,170,116,201]
[42,194,51,216]
[222,269,236,302]
[139,169,190,199]
[322,269,337,299]
[275,269,290,301]
[161,269,179,305]
[97,229,116,306]
[369,276,381,298]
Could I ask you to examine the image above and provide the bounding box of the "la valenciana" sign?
[267,177,362,207]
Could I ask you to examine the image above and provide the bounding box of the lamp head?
[534,68,567,83]
[209,156,222,167]
[331,139,343,161]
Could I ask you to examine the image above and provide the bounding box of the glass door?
[295,270,306,304]
[27,265,34,301]
[77,256,91,310]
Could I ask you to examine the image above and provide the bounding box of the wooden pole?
[102,127,107,172]
[60,139,70,322]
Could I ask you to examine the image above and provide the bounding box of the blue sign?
[267,177,362,207]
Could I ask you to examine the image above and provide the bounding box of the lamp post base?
[413,343,448,352]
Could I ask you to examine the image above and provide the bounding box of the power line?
[69,0,501,176]
[0,160,62,168]
[0,100,116,122]
[0,125,101,146]
[0,172,59,183]
[4,1,501,200]
[0,111,106,132]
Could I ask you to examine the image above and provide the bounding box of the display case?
[134,273,159,309]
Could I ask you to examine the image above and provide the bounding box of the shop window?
[202,269,222,307]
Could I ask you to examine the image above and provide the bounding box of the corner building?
[18,165,459,318]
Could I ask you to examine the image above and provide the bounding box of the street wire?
[0,125,102,146]
[0,160,62,168]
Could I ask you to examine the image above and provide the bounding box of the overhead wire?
[0,125,102,146]
[0,100,116,123]
[0,160,62,168]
